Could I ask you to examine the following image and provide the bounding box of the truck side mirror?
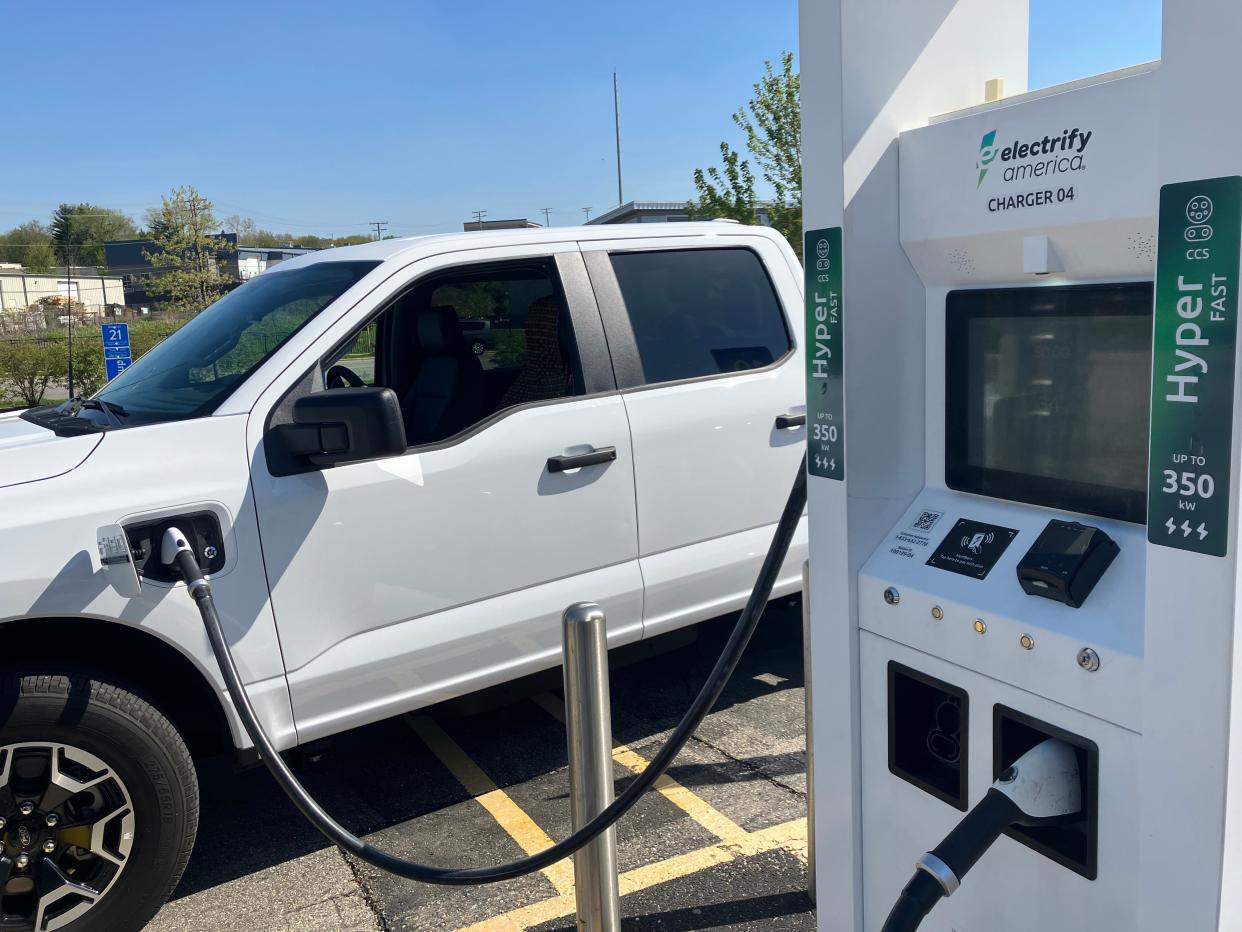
[268,387,407,473]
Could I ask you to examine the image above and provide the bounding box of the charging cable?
[162,456,807,885]
[881,739,1082,931]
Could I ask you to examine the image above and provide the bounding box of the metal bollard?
[562,602,621,932]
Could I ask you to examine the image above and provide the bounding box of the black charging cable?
[881,739,1082,931]
[167,456,807,885]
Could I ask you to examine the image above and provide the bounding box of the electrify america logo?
[976,130,999,188]
[975,126,1092,187]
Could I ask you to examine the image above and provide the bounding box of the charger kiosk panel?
[801,1,1242,929]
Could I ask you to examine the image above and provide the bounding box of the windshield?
[96,261,378,425]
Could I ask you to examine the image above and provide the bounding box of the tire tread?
[5,670,199,930]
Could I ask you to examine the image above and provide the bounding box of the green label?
[1148,176,1242,556]
[805,227,844,480]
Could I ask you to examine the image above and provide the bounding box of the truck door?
[579,232,807,638]
[246,244,642,741]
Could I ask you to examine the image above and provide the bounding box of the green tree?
[0,337,67,407]
[222,216,373,249]
[0,221,57,273]
[143,187,235,313]
[687,143,760,225]
[70,331,107,398]
[222,214,259,243]
[50,204,139,269]
[688,52,802,256]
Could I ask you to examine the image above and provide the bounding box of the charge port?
[125,511,226,583]
[994,705,1098,879]
[888,662,969,811]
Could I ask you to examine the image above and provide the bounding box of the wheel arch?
[0,615,234,759]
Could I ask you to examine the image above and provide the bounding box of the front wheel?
[0,673,198,932]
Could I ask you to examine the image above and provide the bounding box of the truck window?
[609,248,791,385]
[322,260,585,447]
[96,261,378,425]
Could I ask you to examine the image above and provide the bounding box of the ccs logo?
[976,129,999,189]
[1187,195,1214,224]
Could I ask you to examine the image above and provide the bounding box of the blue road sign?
[105,356,131,380]
[101,323,129,347]
[101,322,132,381]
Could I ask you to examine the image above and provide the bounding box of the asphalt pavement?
[146,597,813,931]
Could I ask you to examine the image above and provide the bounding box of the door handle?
[547,446,617,473]
[775,413,806,429]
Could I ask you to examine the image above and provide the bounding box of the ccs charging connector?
[882,738,1082,932]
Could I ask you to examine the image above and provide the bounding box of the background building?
[0,263,126,327]
[462,218,542,231]
[586,199,773,226]
[104,235,315,306]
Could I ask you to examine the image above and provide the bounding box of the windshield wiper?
[84,398,129,420]
[64,397,130,428]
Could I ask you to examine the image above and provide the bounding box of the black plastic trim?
[547,446,617,472]
[888,662,970,812]
[554,251,616,397]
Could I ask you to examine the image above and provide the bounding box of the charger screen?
[946,283,1153,523]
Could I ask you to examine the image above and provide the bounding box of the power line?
[582,207,593,222]
[207,201,380,230]
[370,221,389,241]
[540,207,553,228]
[470,210,487,228]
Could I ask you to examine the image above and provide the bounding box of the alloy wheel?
[0,743,135,931]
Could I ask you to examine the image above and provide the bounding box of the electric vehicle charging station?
[58,2,1242,926]
[800,0,1242,929]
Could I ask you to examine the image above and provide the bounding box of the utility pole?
[541,207,553,227]
[613,71,624,206]
[582,207,593,223]
[370,220,389,241]
[66,241,74,400]
[471,210,487,229]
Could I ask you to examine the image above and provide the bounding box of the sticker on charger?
[927,518,1018,580]
[888,510,945,559]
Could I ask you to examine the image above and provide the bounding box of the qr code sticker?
[911,510,942,533]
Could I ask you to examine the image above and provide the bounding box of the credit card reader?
[1016,520,1119,608]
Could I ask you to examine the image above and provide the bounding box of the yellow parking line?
[530,692,751,847]
[405,714,576,896]
[457,817,808,932]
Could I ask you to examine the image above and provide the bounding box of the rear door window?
[608,248,791,385]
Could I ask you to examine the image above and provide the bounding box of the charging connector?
[882,738,1082,932]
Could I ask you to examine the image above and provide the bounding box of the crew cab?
[0,223,806,931]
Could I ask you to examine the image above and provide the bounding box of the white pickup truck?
[0,222,807,931]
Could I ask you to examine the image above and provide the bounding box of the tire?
[471,340,486,355]
[0,672,198,932]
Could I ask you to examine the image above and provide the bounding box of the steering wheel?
[325,364,366,389]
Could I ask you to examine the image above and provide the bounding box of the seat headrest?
[526,296,561,340]
[418,306,463,353]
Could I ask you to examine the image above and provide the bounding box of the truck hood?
[0,411,103,489]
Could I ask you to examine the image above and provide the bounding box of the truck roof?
[271,221,784,272]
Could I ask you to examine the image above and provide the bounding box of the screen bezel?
[945,282,1153,524]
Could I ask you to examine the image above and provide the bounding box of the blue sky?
[1,0,1162,238]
